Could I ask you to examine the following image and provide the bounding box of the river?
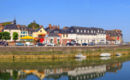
[0,56,130,80]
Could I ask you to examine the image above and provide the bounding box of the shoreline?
[0,45,129,59]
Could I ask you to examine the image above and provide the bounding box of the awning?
[21,36,34,39]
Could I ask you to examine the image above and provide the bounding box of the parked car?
[66,43,74,46]
[82,43,87,46]
[16,42,24,46]
[0,41,8,46]
[25,42,34,46]
[88,42,95,46]
[36,43,45,46]
[46,43,55,46]
[75,43,81,46]
[4,42,8,46]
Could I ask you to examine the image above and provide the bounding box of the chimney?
[40,25,43,28]
[49,24,52,29]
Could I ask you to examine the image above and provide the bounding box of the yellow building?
[33,27,47,38]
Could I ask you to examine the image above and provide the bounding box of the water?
[0,56,130,80]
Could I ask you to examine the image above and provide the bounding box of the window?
[91,30,93,33]
[63,34,65,37]
[81,30,83,33]
[77,29,79,32]
[54,31,58,33]
[40,30,42,32]
[84,30,86,33]
[22,32,25,34]
[57,39,60,44]
[88,30,89,33]
[98,30,99,32]
[94,31,95,33]
[71,30,73,33]
[50,39,53,43]
[66,34,68,37]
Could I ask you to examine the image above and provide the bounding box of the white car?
[25,42,34,46]
[46,43,55,46]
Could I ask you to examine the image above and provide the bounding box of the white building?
[61,26,106,45]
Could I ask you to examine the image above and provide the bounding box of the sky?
[0,0,130,42]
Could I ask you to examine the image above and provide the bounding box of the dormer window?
[91,30,93,33]
[88,30,89,33]
[54,31,58,33]
[77,29,79,32]
[98,30,99,33]
[71,30,73,33]
[84,30,86,33]
[81,30,83,33]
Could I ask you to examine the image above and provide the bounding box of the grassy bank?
[0,55,129,69]
[0,45,129,58]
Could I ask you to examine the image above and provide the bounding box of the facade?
[32,27,47,43]
[106,30,123,45]
[45,29,61,45]
[61,26,106,45]
[45,24,62,45]
[3,20,34,41]
[4,23,21,41]
[1,20,123,45]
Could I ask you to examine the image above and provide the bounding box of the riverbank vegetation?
[0,46,129,58]
[0,55,129,69]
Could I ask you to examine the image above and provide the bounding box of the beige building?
[4,24,21,41]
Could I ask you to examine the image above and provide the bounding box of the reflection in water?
[100,57,111,60]
[0,62,122,80]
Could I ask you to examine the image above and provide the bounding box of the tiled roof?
[4,24,18,30]
[48,33,59,37]
[35,28,42,32]
[106,30,122,36]
[61,26,106,35]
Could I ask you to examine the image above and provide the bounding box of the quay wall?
[0,45,129,58]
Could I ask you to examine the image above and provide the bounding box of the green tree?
[1,22,12,26]
[13,32,18,41]
[28,20,40,30]
[0,32,3,40]
[3,32,10,40]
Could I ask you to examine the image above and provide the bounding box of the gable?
[37,28,47,34]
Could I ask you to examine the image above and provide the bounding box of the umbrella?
[21,36,34,39]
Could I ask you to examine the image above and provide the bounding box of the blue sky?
[0,0,130,41]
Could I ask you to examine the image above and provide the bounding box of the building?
[61,26,106,45]
[32,27,47,43]
[3,20,34,41]
[45,29,62,45]
[45,24,62,45]
[106,30,123,45]
[3,20,21,41]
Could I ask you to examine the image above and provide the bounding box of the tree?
[0,32,3,40]
[1,22,12,26]
[13,32,18,41]
[28,20,40,30]
[3,32,10,40]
